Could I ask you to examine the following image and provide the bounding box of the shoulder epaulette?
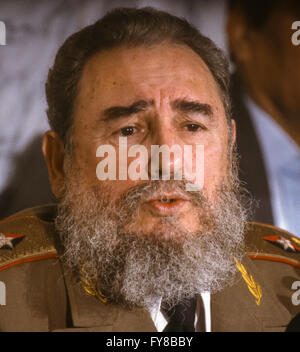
[0,205,59,271]
[245,222,300,269]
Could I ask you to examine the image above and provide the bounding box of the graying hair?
[46,7,231,151]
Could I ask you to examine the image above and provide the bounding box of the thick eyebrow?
[102,99,154,121]
[172,99,213,117]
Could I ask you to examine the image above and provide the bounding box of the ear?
[42,131,66,199]
[226,9,253,65]
[230,119,236,150]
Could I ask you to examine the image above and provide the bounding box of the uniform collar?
[210,254,291,332]
[59,263,157,332]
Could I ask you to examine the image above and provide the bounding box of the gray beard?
[55,176,247,310]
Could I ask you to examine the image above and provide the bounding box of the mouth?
[145,193,190,216]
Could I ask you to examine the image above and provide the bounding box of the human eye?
[184,123,204,132]
[106,122,147,146]
[119,126,138,137]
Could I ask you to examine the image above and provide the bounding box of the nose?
[147,126,183,180]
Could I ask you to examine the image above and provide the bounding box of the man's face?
[70,43,230,240]
[52,43,245,307]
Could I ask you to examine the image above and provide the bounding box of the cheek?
[76,146,98,181]
[70,137,107,192]
[73,134,146,196]
[202,140,228,194]
[96,144,143,201]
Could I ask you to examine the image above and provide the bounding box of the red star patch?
[262,235,300,253]
[0,233,25,250]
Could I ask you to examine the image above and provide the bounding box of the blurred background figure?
[226,0,300,237]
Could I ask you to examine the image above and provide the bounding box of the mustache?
[116,179,210,211]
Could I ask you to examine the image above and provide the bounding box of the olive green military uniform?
[0,205,299,332]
